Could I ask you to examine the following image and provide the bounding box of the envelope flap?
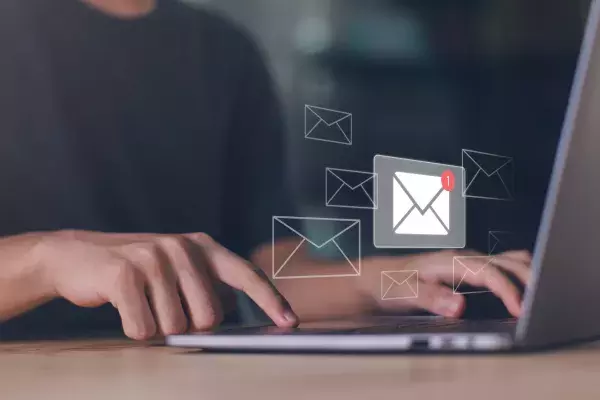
[307,105,351,126]
[489,231,500,247]
[490,231,511,240]
[383,271,417,286]
[328,169,375,190]
[395,172,442,211]
[456,257,495,274]
[275,217,359,249]
[489,231,514,254]
[464,150,512,177]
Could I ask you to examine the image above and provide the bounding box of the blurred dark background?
[192,0,590,319]
[194,0,589,256]
[3,0,591,337]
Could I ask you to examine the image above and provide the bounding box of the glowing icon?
[488,231,514,255]
[453,256,494,295]
[373,155,466,249]
[462,149,514,201]
[305,105,352,145]
[272,216,361,280]
[326,168,377,209]
[393,171,451,236]
[381,270,419,300]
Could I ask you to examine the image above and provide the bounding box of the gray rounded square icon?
[373,155,466,249]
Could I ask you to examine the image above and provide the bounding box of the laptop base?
[166,317,517,353]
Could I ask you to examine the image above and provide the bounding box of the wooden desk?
[2,340,600,399]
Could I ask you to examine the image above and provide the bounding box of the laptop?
[167,0,600,353]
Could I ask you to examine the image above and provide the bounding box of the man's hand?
[257,240,531,321]
[362,250,531,318]
[13,230,298,340]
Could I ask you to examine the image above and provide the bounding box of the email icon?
[305,105,352,145]
[272,216,361,280]
[373,155,466,249]
[488,231,513,255]
[453,256,495,295]
[326,168,378,209]
[381,270,419,300]
[393,171,450,236]
[462,149,515,201]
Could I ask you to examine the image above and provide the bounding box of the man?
[0,0,530,340]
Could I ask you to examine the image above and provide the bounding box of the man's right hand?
[4,230,298,340]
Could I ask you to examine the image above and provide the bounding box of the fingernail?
[436,297,461,316]
[283,309,298,324]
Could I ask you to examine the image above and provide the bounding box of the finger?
[418,255,524,317]
[377,280,465,318]
[128,243,188,336]
[184,233,298,328]
[498,250,532,263]
[107,261,157,340]
[56,230,153,246]
[460,266,523,317]
[411,283,465,318]
[491,254,532,286]
[165,236,223,331]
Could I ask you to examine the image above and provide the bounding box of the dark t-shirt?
[0,0,292,337]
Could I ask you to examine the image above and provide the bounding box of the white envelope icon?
[393,172,450,236]
[326,168,377,209]
[453,256,494,294]
[272,216,361,280]
[305,105,352,145]
[462,149,514,201]
[381,271,419,300]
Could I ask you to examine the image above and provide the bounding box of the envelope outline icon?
[381,270,419,300]
[488,231,512,255]
[393,171,450,236]
[326,168,378,210]
[305,105,353,145]
[272,216,361,280]
[453,256,495,295]
[462,149,514,201]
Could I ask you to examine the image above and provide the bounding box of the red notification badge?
[441,170,455,192]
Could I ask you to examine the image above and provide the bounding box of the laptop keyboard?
[216,318,517,336]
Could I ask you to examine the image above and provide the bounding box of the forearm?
[0,233,56,321]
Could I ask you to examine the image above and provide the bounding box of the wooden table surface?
[2,340,600,400]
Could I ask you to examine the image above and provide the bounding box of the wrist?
[0,233,58,321]
[27,233,59,301]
